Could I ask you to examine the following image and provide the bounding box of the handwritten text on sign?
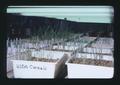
[16,64,47,70]
[12,60,56,78]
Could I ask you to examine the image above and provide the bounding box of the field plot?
[7,6,114,78]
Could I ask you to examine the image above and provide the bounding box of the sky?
[7,6,114,23]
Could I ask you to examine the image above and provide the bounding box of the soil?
[31,57,59,62]
[69,58,113,67]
